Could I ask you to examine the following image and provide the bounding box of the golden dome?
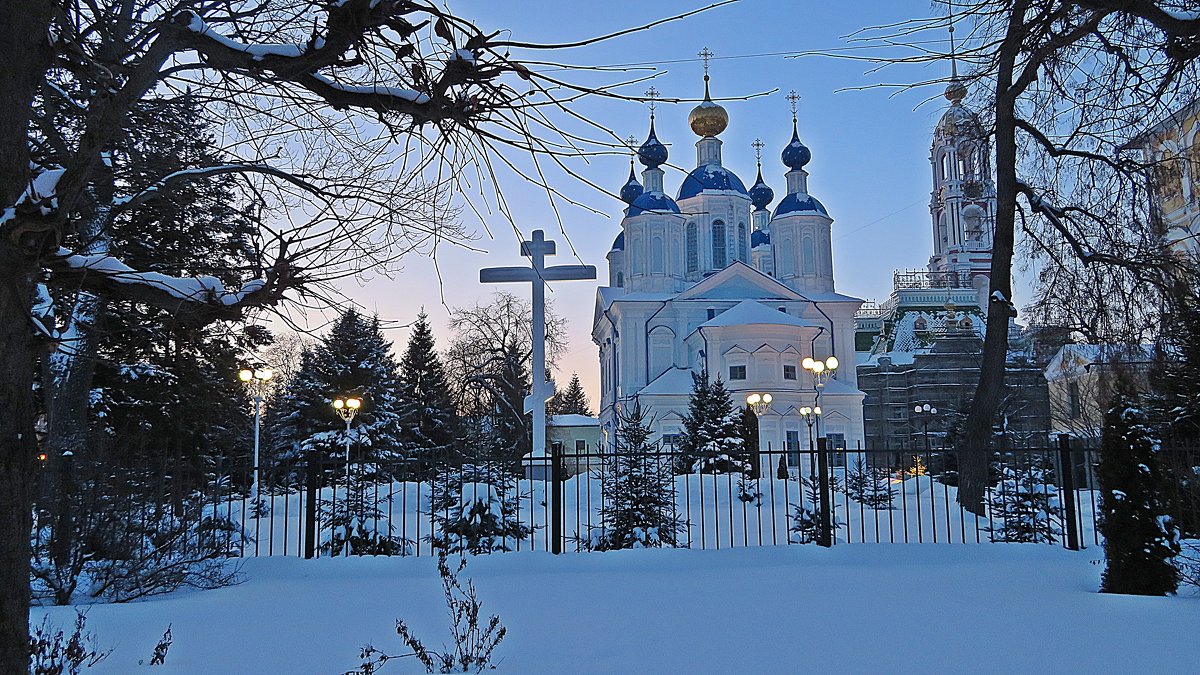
[944,78,968,104]
[689,77,728,137]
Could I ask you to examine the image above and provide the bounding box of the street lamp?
[746,392,773,416]
[746,393,772,478]
[332,395,362,556]
[238,367,274,510]
[799,405,822,475]
[913,403,939,455]
[801,354,838,446]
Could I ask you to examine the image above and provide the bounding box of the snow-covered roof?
[677,164,749,200]
[1045,343,1156,379]
[549,414,599,427]
[699,300,818,329]
[640,367,697,396]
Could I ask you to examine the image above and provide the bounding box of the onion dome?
[611,231,625,251]
[627,191,681,217]
[678,164,748,200]
[773,193,829,218]
[748,167,774,211]
[688,76,728,137]
[781,121,811,170]
[637,120,668,168]
[751,228,771,248]
[619,162,644,204]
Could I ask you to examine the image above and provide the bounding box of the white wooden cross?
[479,230,596,460]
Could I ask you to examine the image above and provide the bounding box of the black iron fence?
[33,440,1200,561]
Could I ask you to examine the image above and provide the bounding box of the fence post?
[1057,434,1080,551]
[550,446,563,555]
[304,450,318,559]
[817,437,832,547]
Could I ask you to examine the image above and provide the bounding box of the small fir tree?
[985,455,1062,543]
[429,462,530,555]
[588,400,682,550]
[1098,396,1180,595]
[397,310,460,477]
[845,457,894,510]
[777,455,789,481]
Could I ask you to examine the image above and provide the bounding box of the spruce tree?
[589,400,682,550]
[985,455,1062,543]
[270,310,404,471]
[677,373,747,474]
[428,461,530,555]
[555,373,592,416]
[1098,395,1180,595]
[397,311,459,476]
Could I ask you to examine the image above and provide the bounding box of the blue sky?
[337,0,1015,403]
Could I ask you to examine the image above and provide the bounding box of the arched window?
[686,222,698,273]
[802,236,815,274]
[712,220,727,269]
[737,222,747,262]
[616,272,624,288]
[651,236,664,273]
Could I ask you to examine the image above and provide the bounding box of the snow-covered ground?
[34,545,1198,674]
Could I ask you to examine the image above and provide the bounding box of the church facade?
[592,78,865,463]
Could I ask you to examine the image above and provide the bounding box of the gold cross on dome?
[698,47,714,77]
[752,138,764,162]
[644,86,660,113]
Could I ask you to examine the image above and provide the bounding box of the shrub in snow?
[737,474,762,505]
[147,625,173,666]
[30,460,242,604]
[789,476,841,544]
[985,455,1062,543]
[29,610,110,674]
[429,463,530,555]
[845,457,895,510]
[1098,397,1180,595]
[586,401,683,551]
[353,554,505,674]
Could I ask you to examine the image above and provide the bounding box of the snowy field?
[33,545,1198,674]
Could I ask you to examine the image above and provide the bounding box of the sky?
[329,0,1018,405]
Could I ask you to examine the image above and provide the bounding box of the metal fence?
[35,440,1200,562]
[80,439,1191,559]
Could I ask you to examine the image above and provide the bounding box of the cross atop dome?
[752,138,764,164]
[645,86,660,116]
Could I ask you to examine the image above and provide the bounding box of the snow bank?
[32,545,1200,674]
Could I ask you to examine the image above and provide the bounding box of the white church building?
[592,76,865,462]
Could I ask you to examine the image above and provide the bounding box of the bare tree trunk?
[958,0,1026,515]
[0,246,40,673]
[0,0,56,667]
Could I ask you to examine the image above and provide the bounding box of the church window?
[686,222,698,273]
[712,220,727,269]
[651,236,665,273]
[728,365,747,380]
[802,237,816,274]
[706,308,717,320]
[783,365,797,380]
[616,272,624,288]
[737,222,747,262]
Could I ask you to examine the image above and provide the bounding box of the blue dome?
[773,192,828,218]
[748,167,774,211]
[637,121,668,168]
[619,165,644,204]
[677,164,748,200]
[781,125,811,170]
[751,228,771,248]
[611,231,625,251]
[627,191,681,217]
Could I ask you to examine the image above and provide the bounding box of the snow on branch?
[45,247,294,325]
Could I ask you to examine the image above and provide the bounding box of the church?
[591,71,865,464]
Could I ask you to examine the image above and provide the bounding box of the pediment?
[676,261,805,302]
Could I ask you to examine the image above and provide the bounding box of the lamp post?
[801,355,838,548]
[913,403,939,455]
[801,355,837,469]
[332,395,362,556]
[798,405,822,476]
[238,367,274,510]
[746,393,772,477]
